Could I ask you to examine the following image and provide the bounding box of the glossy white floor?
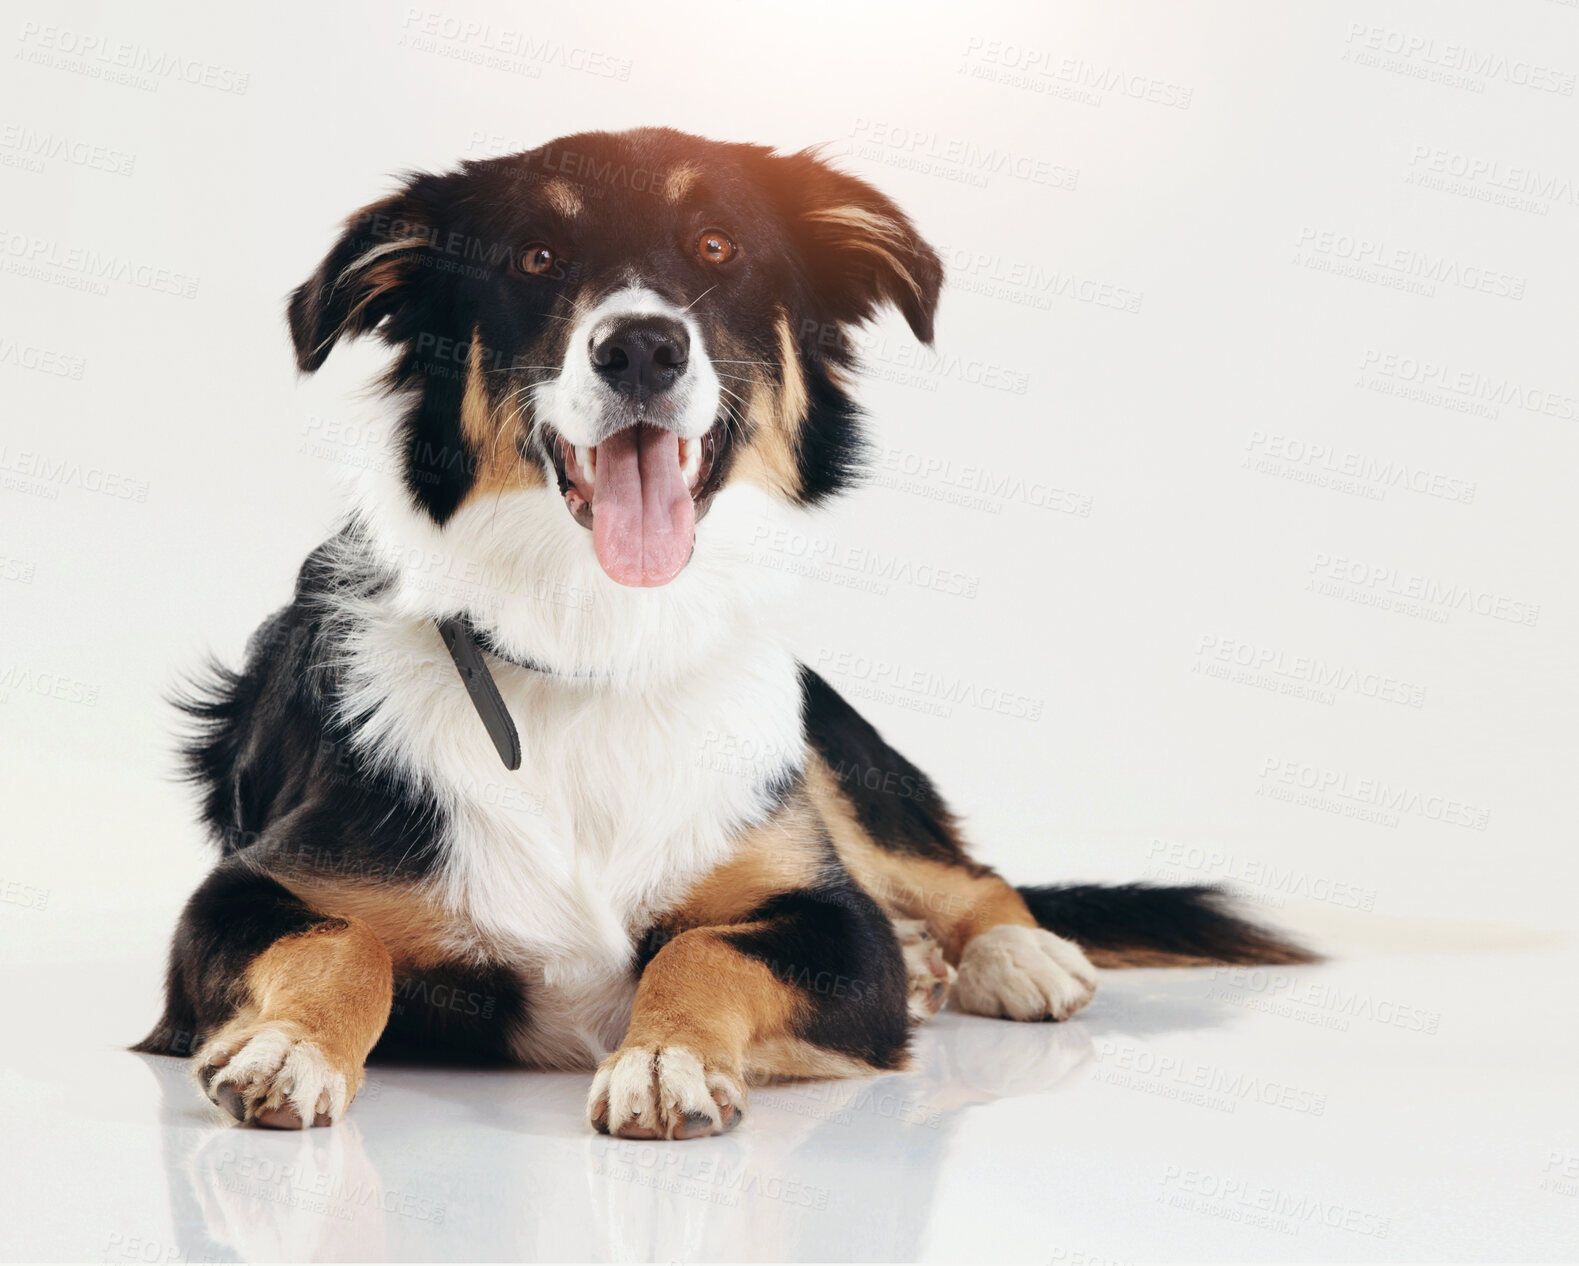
[3,909,1574,1263]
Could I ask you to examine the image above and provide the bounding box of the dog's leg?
[588,882,910,1140]
[835,836,1098,1023]
[893,917,955,1023]
[136,862,393,1128]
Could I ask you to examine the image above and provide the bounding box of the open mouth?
[543,418,731,587]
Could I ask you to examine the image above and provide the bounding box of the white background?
[2,2,1577,1262]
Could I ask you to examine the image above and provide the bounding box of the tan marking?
[805,754,1037,961]
[745,1038,896,1083]
[336,250,417,345]
[456,326,547,502]
[206,918,394,1104]
[609,778,893,1084]
[664,784,824,928]
[277,875,496,971]
[1086,939,1316,968]
[774,311,809,433]
[804,204,924,303]
[457,330,495,450]
[1082,948,1226,968]
[663,162,701,203]
[732,310,810,500]
[620,927,805,1067]
[540,178,583,219]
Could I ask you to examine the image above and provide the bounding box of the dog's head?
[290,127,940,591]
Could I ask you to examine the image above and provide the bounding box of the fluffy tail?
[1018,883,1318,967]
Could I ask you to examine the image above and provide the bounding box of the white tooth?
[575,444,596,488]
[679,436,701,485]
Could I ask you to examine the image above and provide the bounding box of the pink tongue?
[591,425,696,587]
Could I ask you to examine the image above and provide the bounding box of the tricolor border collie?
[136,128,1312,1139]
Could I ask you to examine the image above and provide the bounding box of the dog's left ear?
[287,190,434,373]
[763,149,943,344]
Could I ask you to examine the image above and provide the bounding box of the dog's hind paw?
[895,918,955,1023]
[196,1023,353,1129]
[587,1044,746,1140]
[955,925,1097,1021]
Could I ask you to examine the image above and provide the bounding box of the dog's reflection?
[142,976,1233,1262]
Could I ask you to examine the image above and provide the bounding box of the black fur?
[794,367,871,505]
[285,128,942,523]
[133,864,343,1056]
[1019,883,1316,965]
[723,877,911,1070]
[378,963,530,1064]
[141,128,1309,1111]
[801,666,985,873]
[174,530,445,881]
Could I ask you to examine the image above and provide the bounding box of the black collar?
[436,617,614,771]
[435,617,527,770]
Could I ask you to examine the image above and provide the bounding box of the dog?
[135,127,1312,1139]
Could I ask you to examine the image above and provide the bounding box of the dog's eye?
[696,228,736,264]
[518,243,557,276]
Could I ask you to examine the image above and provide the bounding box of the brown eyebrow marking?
[540,179,583,219]
[664,162,701,203]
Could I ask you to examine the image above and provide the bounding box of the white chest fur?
[337,596,806,1068]
[330,434,815,1065]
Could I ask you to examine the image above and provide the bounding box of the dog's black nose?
[590,317,690,395]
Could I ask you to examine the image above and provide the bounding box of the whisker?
[681,284,718,313]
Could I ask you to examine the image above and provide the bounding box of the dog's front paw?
[196,1023,356,1129]
[895,918,956,1023]
[955,925,1097,1021]
[587,1044,746,1140]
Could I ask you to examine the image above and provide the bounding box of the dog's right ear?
[287,192,433,373]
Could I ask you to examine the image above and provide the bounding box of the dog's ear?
[287,191,434,373]
[763,149,942,344]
